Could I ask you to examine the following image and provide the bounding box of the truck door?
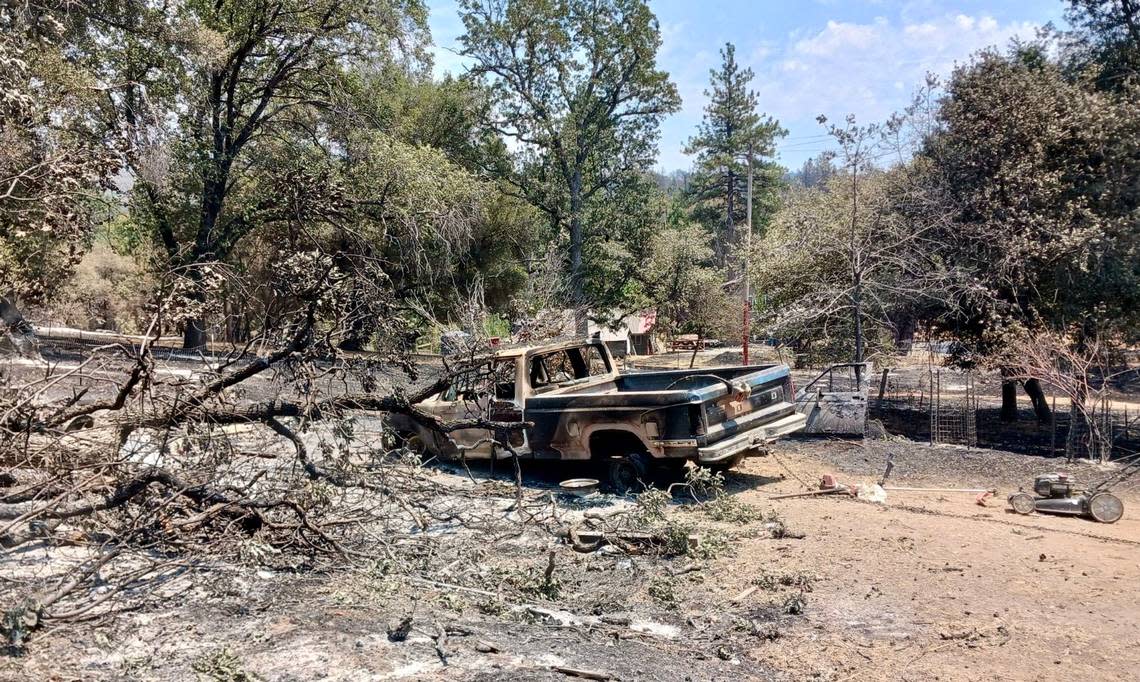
[431,360,524,459]
[794,363,871,435]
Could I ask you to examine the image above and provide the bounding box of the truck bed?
[524,364,799,454]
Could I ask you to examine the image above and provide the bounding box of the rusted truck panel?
[391,339,806,484]
[794,363,871,435]
[526,363,803,461]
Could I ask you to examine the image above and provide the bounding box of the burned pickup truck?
[391,339,805,489]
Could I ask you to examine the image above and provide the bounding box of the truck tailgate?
[693,366,799,446]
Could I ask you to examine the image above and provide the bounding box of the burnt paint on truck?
[393,339,805,467]
[524,365,796,459]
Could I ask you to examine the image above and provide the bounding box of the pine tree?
[684,43,785,266]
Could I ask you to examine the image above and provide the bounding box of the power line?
[775,135,829,143]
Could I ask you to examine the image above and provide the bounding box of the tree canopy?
[684,43,785,266]
[458,0,680,330]
[1,0,1137,379]
[922,47,1140,358]
[1,5,117,304]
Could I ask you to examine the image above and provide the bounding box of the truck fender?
[385,414,447,457]
[580,423,663,459]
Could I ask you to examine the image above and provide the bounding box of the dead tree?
[0,258,537,654]
[1008,332,1122,463]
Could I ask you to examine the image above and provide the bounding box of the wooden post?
[878,367,889,402]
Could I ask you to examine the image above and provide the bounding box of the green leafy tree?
[794,155,836,189]
[921,46,1140,419]
[458,0,681,331]
[580,171,668,321]
[643,218,734,366]
[683,43,785,266]
[926,48,1140,343]
[1062,0,1140,90]
[81,0,430,348]
[0,5,117,309]
[337,67,542,318]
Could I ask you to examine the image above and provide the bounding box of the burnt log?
[1000,376,1018,422]
[1024,378,1053,424]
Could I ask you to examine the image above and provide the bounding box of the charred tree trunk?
[723,171,734,268]
[852,273,864,364]
[894,315,915,350]
[180,266,209,351]
[0,295,38,357]
[0,296,29,333]
[183,318,208,351]
[848,164,863,364]
[337,280,369,352]
[1000,369,1018,422]
[182,72,236,350]
[1023,378,1052,424]
[339,317,368,352]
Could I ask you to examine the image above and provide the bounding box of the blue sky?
[427,0,1066,172]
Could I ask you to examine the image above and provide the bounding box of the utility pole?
[742,142,753,365]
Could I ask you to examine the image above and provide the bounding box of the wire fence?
[871,368,977,447]
[871,367,1140,462]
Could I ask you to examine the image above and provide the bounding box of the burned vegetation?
[0,288,810,679]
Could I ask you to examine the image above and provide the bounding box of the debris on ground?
[770,473,855,499]
[855,483,888,503]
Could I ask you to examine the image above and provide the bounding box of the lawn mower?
[1007,473,1124,524]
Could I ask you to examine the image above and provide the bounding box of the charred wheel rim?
[608,454,648,493]
[400,432,427,456]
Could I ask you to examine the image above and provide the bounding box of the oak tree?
[458,0,680,331]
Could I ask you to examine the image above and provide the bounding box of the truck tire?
[607,453,650,493]
[705,454,744,474]
[396,431,428,457]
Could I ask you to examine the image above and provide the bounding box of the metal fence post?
[1050,395,1057,457]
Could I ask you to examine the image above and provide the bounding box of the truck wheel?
[396,431,428,457]
[607,453,650,493]
[706,454,744,474]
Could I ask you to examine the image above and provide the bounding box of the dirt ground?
[7,435,1138,682]
[725,439,1140,681]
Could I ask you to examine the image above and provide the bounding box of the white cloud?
[904,22,938,39]
[746,12,1042,136]
[659,20,687,60]
[748,42,774,63]
[794,18,887,56]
